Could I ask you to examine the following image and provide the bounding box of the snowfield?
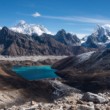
[77,51,95,63]
[0,55,67,61]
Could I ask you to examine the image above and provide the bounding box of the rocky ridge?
[52,49,110,92]
[0,27,92,56]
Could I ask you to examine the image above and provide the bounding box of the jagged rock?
[69,105,77,110]
[0,27,91,56]
[30,101,37,105]
[82,24,110,48]
[54,29,81,46]
[82,92,108,103]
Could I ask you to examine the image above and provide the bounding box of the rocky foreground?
[0,65,110,110]
[4,89,110,110]
[1,51,110,110]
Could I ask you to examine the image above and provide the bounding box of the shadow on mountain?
[52,49,110,92]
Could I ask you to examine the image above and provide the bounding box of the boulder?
[82,92,108,103]
[77,104,95,110]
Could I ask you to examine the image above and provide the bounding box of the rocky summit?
[53,29,81,46]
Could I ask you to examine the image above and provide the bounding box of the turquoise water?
[12,66,58,80]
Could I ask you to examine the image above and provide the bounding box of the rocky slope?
[4,90,110,110]
[0,27,92,56]
[0,62,90,110]
[0,62,76,108]
[52,49,110,92]
[53,29,81,46]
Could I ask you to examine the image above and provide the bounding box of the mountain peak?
[10,20,52,36]
[19,20,26,24]
[1,26,10,34]
[2,26,9,31]
[56,29,66,36]
[16,20,27,27]
[82,24,110,48]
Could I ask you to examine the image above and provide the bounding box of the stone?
[30,101,37,105]
[77,100,84,104]
[69,105,77,110]
[77,105,95,110]
[87,102,94,106]
[106,106,110,110]
[82,92,108,103]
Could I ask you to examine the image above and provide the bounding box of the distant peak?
[10,20,52,35]
[96,24,110,30]
[19,20,26,25]
[56,29,66,35]
[2,26,9,31]
[16,20,27,27]
[1,26,11,35]
[59,29,66,33]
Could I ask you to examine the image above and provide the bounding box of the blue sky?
[1,0,110,38]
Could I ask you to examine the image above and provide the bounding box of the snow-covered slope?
[10,20,52,36]
[82,24,110,48]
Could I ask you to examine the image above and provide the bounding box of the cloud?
[32,12,41,17]
[42,16,110,24]
[32,12,110,24]
[76,33,88,39]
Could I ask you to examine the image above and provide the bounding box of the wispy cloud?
[32,12,110,24]
[42,16,110,24]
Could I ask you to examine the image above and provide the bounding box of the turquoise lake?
[12,66,58,80]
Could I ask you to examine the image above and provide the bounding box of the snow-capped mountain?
[82,24,110,48]
[10,20,52,36]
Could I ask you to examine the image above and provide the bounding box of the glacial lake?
[12,66,58,80]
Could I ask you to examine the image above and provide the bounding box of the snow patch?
[77,51,95,63]
[10,20,52,36]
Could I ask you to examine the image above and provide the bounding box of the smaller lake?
[12,66,58,80]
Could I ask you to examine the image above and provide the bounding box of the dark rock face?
[82,35,99,48]
[54,29,81,46]
[0,27,91,56]
[52,49,110,92]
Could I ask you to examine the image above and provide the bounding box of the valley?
[0,17,110,110]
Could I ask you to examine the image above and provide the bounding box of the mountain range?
[1,21,110,56]
[0,26,92,56]
[8,21,110,48]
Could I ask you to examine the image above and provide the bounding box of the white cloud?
[76,33,88,39]
[35,15,110,24]
[32,12,110,24]
[32,12,41,17]
[70,32,88,39]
